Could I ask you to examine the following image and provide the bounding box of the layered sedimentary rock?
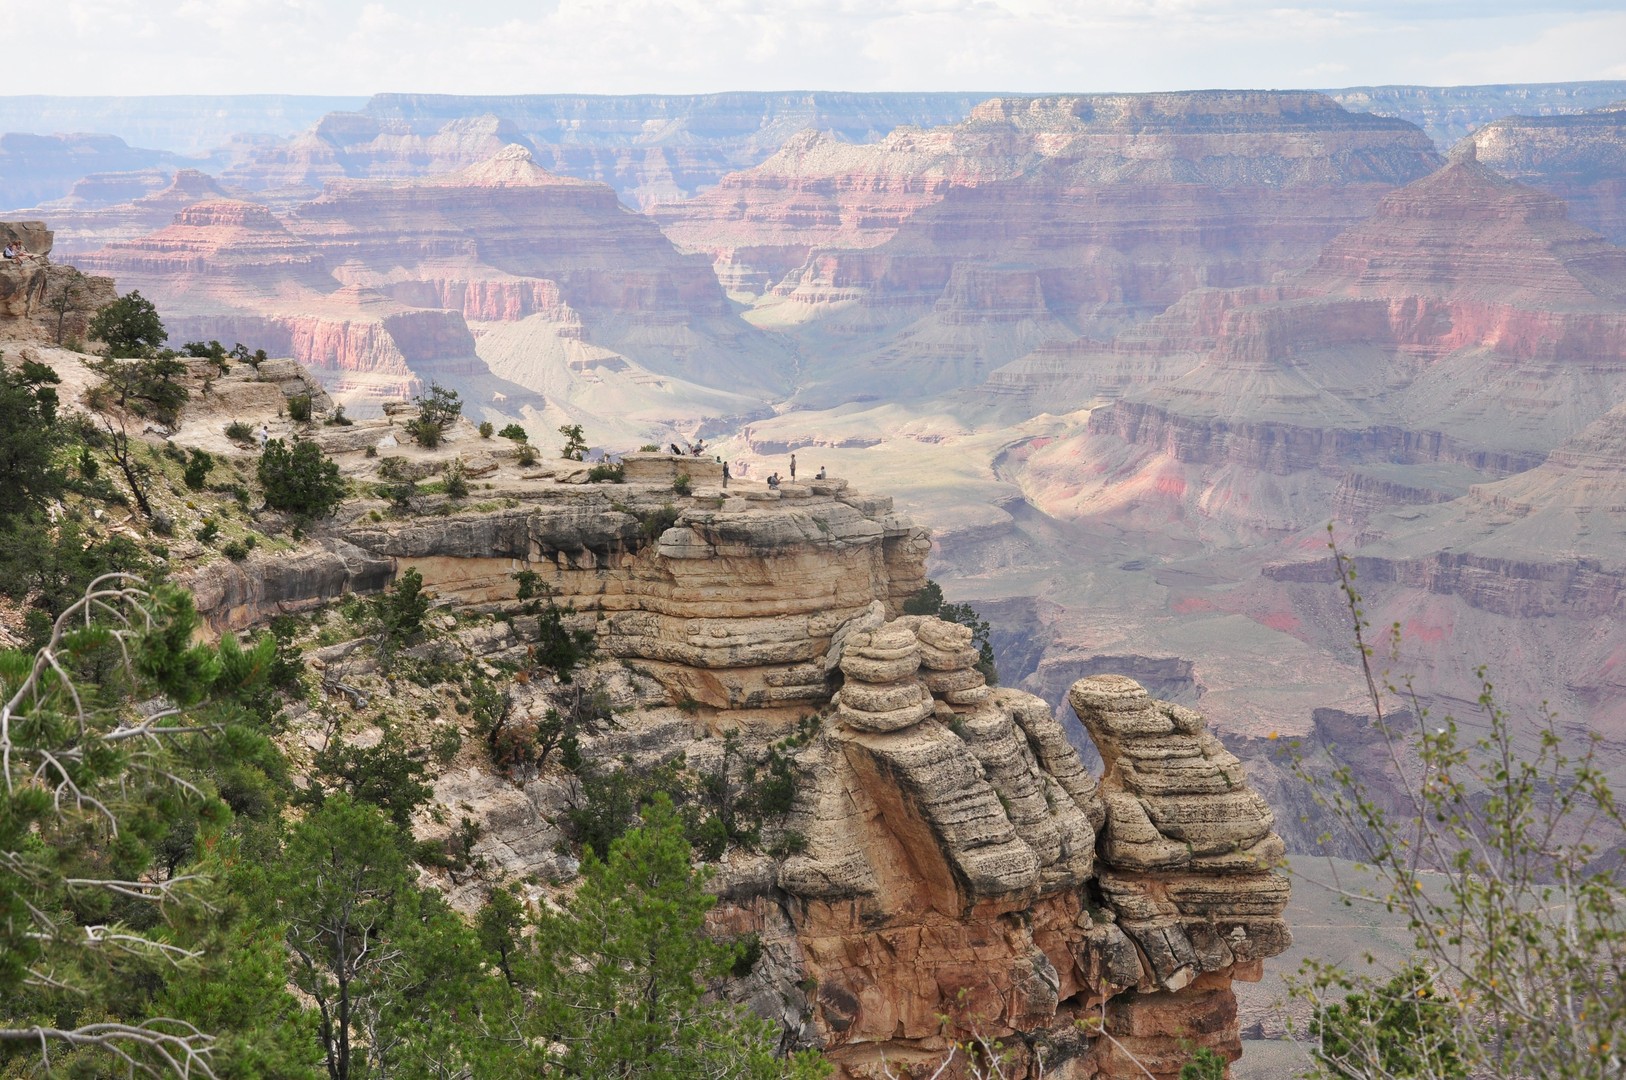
[1469,103,1626,244]
[285,144,790,402]
[255,478,931,713]
[1328,81,1626,150]
[221,92,988,208]
[79,197,486,401]
[32,170,233,260]
[780,645,1288,1077]
[80,146,794,423]
[1264,396,1626,739]
[697,92,1440,405]
[1023,152,1626,540]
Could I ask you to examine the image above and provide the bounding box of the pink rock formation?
[36,170,232,260]
[79,198,483,400]
[1029,155,1626,540]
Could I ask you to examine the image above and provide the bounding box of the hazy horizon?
[10,2,1625,98]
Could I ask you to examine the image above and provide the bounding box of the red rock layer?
[81,199,484,401]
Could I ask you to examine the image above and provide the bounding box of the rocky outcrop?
[780,653,1287,1078]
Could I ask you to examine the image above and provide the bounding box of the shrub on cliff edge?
[258,438,346,519]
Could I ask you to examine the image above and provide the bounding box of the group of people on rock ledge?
[753,453,827,490]
[2,240,41,262]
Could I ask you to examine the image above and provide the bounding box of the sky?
[6,0,1626,97]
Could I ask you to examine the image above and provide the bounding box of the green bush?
[478,421,494,439]
[182,448,214,491]
[324,405,353,426]
[672,473,692,496]
[225,420,254,443]
[515,443,539,467]
[194,520,219,545]
[558,423,587,461]
[636,503,681,541]
[497,423,528,442]
[586,461,624,483]
[409,382,462,447]
[443,458,469,499]
[257,438,346,519]
[639,443,659,452]
[88,290,167,358]
[287,394,312,423]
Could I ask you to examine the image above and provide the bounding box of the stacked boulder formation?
[779,616,1289,1078]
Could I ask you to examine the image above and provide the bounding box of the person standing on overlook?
[789,453,797,480]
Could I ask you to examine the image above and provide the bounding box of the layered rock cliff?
[1469,103,1626,245]
[689,92,1441,405]
[1025,153,1626,541]
[219,91,990,208]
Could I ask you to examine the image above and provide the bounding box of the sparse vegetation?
[558,423,587,460]
[478,420,494,438]
[586,460,624,483]
[904,578,998,685]
[408,382,462,447]
[672,472,692,495]
[287,393,313,423]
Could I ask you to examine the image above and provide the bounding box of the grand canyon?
[5,71,1625,1080]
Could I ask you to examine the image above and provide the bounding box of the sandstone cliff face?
[779,657,1288,1077]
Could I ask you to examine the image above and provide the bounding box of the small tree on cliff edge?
[558,423,588,461]
[1284,531,1626,1080]
[88,290,168,359]
[904,579,998,685]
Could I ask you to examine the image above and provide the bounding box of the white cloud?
[5,0,1624,95]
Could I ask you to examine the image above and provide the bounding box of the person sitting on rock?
[669,442,683,456]
[767,472,779,489]
[2,243,15,261]
[815,466,827,479]
[5,241,37,262]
